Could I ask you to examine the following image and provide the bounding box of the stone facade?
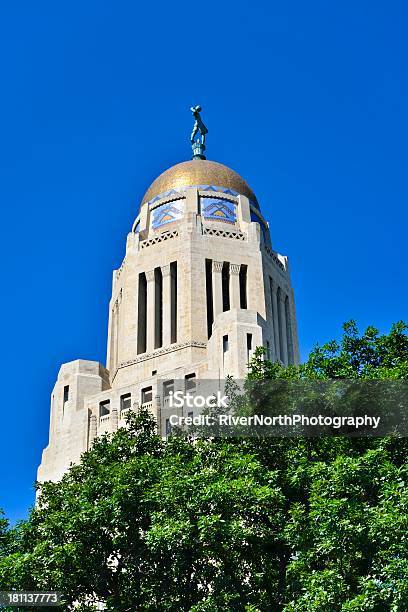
[38,159,300,483]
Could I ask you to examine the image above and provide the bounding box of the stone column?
[230,263,241,309]
[278,291,289,364]
[89,414,97,448]
[111,406,118,432]
[162,264,172,346]
[146,269,155,352]
[212,260,224,318]
[155,394,162,437]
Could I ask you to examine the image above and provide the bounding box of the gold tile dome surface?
[142,160,258,205]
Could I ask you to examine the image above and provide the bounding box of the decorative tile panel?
[151,199,184,229]
[201,197,237,224]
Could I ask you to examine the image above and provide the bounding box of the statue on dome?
[190,105,208,159]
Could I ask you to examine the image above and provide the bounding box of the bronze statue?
[190,105,208,144]
[190,105,208,159]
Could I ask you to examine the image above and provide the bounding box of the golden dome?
[142,159,258,205]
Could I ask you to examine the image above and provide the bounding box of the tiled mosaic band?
[147,184,258,209]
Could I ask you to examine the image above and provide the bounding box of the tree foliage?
[248,320,408,381]
[0,321,407,611]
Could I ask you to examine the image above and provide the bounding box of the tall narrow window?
[170,261,177,344]
[63,385,69,404]
[137,272,147,354]
[239,265,248,309]
[285,295,294,364]
[222,262,230,311]
[205,259,214,339]
[223,334,229,367]
[276,287,284,361]
[154,267,163,349]
[223,334,229,353]
[247,333,253,362]
[62,385,69,418]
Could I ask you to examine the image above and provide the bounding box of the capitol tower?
[38,108,300,483]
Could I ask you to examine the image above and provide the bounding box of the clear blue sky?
[0,1,406,523]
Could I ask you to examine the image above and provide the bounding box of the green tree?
[246,320,408,610]
[248,320,408,381]
[0,410,287,611]
[0,321,407,611]
[0,510,11,557]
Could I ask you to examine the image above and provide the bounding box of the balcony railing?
[97,400,153,430]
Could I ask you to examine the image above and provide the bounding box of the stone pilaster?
[162,264,172,346]
[89,414,97,448]
[138,201,149,233]
[230,263,241,309]
[237,194,251,223]
[212,260,224,318]
[111,406,118,431]
[185,187,199,214]
[155,394,162,437]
